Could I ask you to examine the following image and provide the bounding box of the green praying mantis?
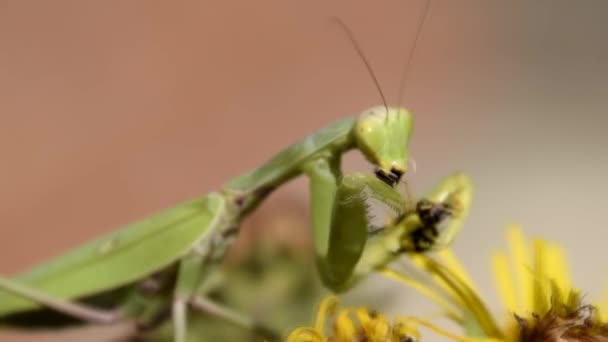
[0,106,473,341]
[0,2,474,341]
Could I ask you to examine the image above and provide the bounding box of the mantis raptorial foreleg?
[303,157,341,281]
[324,172,473,291]
[307,169,408,291]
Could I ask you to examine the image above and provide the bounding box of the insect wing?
[0,193,227,316]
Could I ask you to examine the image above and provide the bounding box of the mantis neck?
[221,118,356,216]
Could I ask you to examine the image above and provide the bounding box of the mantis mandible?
[0,1,474,341]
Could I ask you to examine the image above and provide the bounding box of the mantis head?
[354,106,414,186]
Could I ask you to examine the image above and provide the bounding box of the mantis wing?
[0,192,228,316]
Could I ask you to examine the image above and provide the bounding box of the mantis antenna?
[397,0,433,106]
[329,17,389,115]
[395,0,432,207]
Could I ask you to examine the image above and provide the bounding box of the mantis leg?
[304,157,406,292]
[172,299,186,342]
[330,175,406,288]
[172,231,233,342]
[171,260,281,342]
[189,296,281,341]
[0,277,122,324]
[173,252,209,342]
[303,157,342,290]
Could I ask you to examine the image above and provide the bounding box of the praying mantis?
[0,106,473,341]
[0,1,475,341]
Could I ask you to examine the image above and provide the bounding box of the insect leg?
[303,156,406,292]
[325,173,406,292]
[0,276,123,324]
[172,252,208,342]
[302,157,342,290]
[172,297,187,342]
[189,295,281,341]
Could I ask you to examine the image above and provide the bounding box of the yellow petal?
[599,281,608,322]
[391,318,420,342]
[286,327,326,342]
[544,242,571,299]
[491,251,517,313]
[394,316,503,342]
[355,308,390,342]
[437,249,479,293]
[410,255,467,309]
[315,296,339,334]
[334,310,356,341]
[532,239,551,314]
[380,267,462,321]
[507,225,533,312]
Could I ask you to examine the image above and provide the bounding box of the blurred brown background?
[1,0,607,340]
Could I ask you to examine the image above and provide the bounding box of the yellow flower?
[286,296,420,342]
[383,225,608,341]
